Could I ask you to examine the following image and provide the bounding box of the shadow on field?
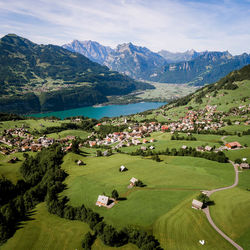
[117,197,127,201]
[16,209,36,230]
[79,150,90,157]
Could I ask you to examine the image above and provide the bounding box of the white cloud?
[0,0,249,54]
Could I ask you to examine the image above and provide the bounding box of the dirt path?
[221,135,228,144]
[203,161,243,250]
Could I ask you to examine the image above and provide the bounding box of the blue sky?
[0,0,249,54]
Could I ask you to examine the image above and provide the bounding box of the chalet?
[192,199,203,210]
[225,142,242,149]
[143,139,148,144]
[96,195,109,207]
[149,146,155,150]
[150,138,155,143]
[181,145,187,150]
[130,177,138,187]
[141,146,147,151]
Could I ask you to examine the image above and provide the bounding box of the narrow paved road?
[203,161,243,250]
[221,135,228,144]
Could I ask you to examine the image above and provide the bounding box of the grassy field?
[119,131,222,154]
[225,148,250,163]
[1,202,136,250]
[0,152,35,183]
[137,82,198,101]
[47,129,89,139]
[60,153,234,230]
[223,135,250,147]
[0,118,68,133]
[210,187,250,249]
[153,195,234,250]
[2,202,89,250]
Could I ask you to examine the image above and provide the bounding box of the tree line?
[129,146,228,163]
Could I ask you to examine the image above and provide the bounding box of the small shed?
[77,160,83,166]
[96,195,109,207]
[205,145,212,151]
[120,165,127,172]
[130,177,138,186]
[192,199,203,210]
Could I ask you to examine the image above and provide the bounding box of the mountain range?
[0,34,153,114]
[63,40,250,86]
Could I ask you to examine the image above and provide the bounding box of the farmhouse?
[130,177,138,187]
[225,142,242,149]
[96,195,109,207]
[192,199,203,210]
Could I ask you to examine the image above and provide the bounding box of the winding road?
[202,160,243,250]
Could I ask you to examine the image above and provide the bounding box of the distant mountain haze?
[63,40,250,86]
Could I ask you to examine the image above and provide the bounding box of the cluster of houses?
[161,105,226,133]
[0,127,77,155]
[87,123,160,149]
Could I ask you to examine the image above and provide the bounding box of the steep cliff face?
[158,49,201,63]
[104,43,167,80]
[62,40,113,64]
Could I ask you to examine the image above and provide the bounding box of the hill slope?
[151,51,250,86]
[0,34,153,114]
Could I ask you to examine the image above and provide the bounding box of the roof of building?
[97,195,109,205]
[226,142,242,147]
[192,199,203,208]
[130,177,138,184]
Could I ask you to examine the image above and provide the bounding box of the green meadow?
[61,153,234,229]
[209,170,250,249]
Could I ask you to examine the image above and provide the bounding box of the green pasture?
[47,129,89,139]
[120,131,221,154]
[2,202,89,250]
[224,135,250,146]
[153,195,234,250]
[1,202,136,250]
[210,187,250,249]
[61,153,234,229]
[0,152,35,183]
[225,148,250,163]
[0,118,68,133]
[222,125,250,133]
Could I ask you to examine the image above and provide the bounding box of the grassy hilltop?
[0,65,250,249]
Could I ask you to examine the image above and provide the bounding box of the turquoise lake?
[29,102,166,120]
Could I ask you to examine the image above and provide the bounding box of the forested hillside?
[0,34,153,114]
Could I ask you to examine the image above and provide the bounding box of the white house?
[96,195,109,207]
